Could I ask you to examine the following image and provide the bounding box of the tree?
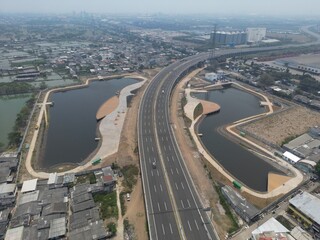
[316,161,320,177]
[259,73,275,87]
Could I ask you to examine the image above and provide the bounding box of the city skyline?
[0,0,320,17]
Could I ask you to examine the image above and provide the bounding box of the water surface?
[194,87,282,191]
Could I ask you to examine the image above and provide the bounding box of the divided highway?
[138,54,218,240]
[138,26,320,240]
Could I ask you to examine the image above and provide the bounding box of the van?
[126,193,130,201]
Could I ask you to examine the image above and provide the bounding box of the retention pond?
[193,87,282,192]
[39,78,137,169]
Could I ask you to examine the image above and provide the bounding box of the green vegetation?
[0,82,35,95]
[298,75,320,95]
[276,215,294,231]
[121,165,139,192]
[11,59,46,67]
[93,191,118,219]
[8,95,36,148]
[120,192,126,216]
[316,161,320,177]
[107,222,117,236]
[214,185,239,234]
[76,172,97,184]
[258,73,275,87]
[281,135,299,147]
[193,103,203,120]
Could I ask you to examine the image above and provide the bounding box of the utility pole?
[209,24,217,70]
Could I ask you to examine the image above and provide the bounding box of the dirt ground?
[96,95,119,120]
[242,106,320,145]
[266,32,312,43]
[171,79,235,239]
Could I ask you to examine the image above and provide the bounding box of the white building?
[205,72,218,82]
[246,28,267,43]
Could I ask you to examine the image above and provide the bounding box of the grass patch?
[281,135,299,147]
[193,102,203,120]
[76,172,96,184]
[214,185,239,234]
[276,215,294,231]
[107,222,117,236]
[93,191,118,219]
[121,165,139,192]
[120,192,126,216]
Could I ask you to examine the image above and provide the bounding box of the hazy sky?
[0,0,319,16]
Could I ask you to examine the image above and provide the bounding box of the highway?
[138,26,320,240]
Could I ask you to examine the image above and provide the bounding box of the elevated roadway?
[138,26,320,240]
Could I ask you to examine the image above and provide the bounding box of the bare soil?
[242,106,320,145]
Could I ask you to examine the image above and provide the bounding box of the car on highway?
[152,161,156,169]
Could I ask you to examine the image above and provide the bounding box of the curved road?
[138,26,320,240]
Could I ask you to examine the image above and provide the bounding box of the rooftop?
[48,217,66,239]
[5,226,24,240]
[0,183,16,194]
[289,191,320,225]
[21,179,38,193]
[252,217,289,235]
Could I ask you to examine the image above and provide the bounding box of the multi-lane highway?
[138,26,320,240]
[138,54,218,240]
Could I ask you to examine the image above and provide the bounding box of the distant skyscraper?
[246,28,267,43]
[211,31,247,46]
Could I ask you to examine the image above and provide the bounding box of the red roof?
[103,175,113,183]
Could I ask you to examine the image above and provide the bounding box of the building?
[21,179,38,194]
[205,73,218,82]
[251,217,290,240]
[288,191,320,233]
[0,183,17,208]
[246,28,267,43]
[282,151,301,164]
[211,31,247,46]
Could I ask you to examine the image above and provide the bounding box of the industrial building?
[211,31,247,46]
[288,192,320,234]
[246,28,267,43]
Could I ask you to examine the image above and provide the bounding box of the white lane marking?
[176,168,179,175]
[166,156,170,162]
[181,182,185,190]
[154,185,157,193]
[171,157,175,162]
[166,136,168,141]
[146,146,149,152]
[164,201,167,211]
[157,170,160,176]
[181,200,185,209]
[151,147,154,152]
[164,145,166,151]
[160,184,163,192]
[169,223,173,234]
[158,202,161,212]
[161,136,164,142]
[151,171,153,177]
[187,199,191,208]
[170,169,174,175]
[175,182,178,190]
[148,129,151,134]
[159,128,162,133]
[168,145,171,151]
[145,136,147,142]
[187,220,192,231]
[162,224,166,235]
[194,220,199,231]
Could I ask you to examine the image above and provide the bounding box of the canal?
[39,78,138,169]
[193,87,282,192]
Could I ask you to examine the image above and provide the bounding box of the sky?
[0,0,319,16]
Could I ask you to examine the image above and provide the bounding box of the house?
[0,183,17,208]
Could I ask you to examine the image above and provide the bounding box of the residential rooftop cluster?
[0,164,117,240]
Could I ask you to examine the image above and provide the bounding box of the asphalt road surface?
[138,26,320,240]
